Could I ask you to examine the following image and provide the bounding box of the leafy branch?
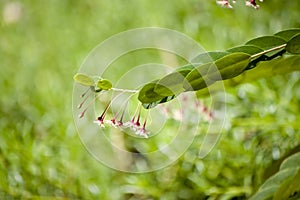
[138,29,300,109]
[73,29,300,136]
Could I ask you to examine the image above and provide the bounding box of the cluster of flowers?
[217,0,263,9]
[92,102,150,138]
[77,87,214,139]
[76,83,150,138]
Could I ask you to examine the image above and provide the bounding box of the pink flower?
[93,101,111,128]
[104,119,117,128]
[93,117,105,128]
[136,127,149,138]
[246,0,261,9]
[217,0,233,8]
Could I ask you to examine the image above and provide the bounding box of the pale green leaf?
[280,152,300,170]
[248,186,277,200]
[138,81,166,103]
[274,169,300,200]
[73,73,94,86]
[97,79,112,90]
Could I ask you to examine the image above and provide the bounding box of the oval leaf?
[245,36,286,50]
[138,81,166,104]
[73,73,94,86]
[174,63,195,72]
[142,95,176,109]
[227,45,263,55]
[280,152,300,171]
[275,28,300,41]
[184,63,216,91]
[213,52,251,80]
[191,51,229,64]
[97,79,112,90]
[154,66,193,96]
[286,34,300,54]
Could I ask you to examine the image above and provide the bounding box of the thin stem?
[78,92,93,109]
[111,88,139,93]
[78,91,108,118]
[250,44,287,59]
[98,100,111,121]
[81,87,91,97]
[142,110,149,129]
[135,105,142,126]
[118,107,126,125]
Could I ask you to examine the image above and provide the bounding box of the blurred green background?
[1,0,300,199]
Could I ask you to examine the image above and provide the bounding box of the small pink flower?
[246,0,259,9]
[104,119,117,128]
[123,120,136,129]
[136,127,149,138]
[94,101,111,127]
[217,0,233,8]
[136,112,150,138]
[93,117,105,128]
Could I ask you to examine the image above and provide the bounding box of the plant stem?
[250,44,287,59]
[111,88,139,93]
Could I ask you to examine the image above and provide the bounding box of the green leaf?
[227,45,263,55]
[184,53,250,91]
[137,30,300,107]
[280,152,300,170]
[275,28,300,41]
[212,52,251,80]
[245,36,286,50]
[274,169,300,200]
[73,73,94,86]
[191,51,229,64]
[260,168,298,191]
[250,152,300,200]
[248,186,277,200]
[140,65,195,107]
[154,64,194,96]
[249,168,298,200]
[286,34,300,54]
[142,95,176,109]
[184,63,216,91]
[174,63,195,72]
[196,55,300,98]
[138,81,166,104]
[97,79,112,90]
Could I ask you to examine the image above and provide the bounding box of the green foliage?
[275,29,300,41]
[286,34,300,54]
[97,79,113,90]
[245,36,286,50]
[74,73,113,95]
[227,45,263,54]
[73,73,94,86]
[250,152,300,200]
[138,29,300,108]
